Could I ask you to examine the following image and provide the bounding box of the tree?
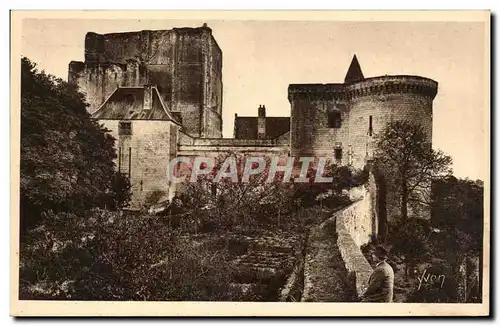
[20,57,130,230]
[374,120,452,220]
[389,218,433,280]
[431,176,483,302]
[431,176,483,254]
[109,172,132,210]
[179,152,296,232]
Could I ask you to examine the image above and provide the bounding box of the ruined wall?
[99,119,179,209]
[201,34,223,138]
[69,26,223,138]
[68,61,148,113]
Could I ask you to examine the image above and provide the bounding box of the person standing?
[361,246,395,302]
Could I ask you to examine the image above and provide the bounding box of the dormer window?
[124,94,135,105]
[119,121,132,135]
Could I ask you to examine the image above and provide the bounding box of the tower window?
[328,110,342,128]
[369,115,373,136]
[334,148,343,164]
[119,121,132,135]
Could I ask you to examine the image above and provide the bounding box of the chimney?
[258,105,266,139]
[233,113,238,138]
[143,85,153,111]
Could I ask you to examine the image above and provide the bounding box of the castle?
[68,25,438,210]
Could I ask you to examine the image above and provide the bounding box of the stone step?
[235,256,293,266]
[251,246,294,253]
[234,255,288,263]
[242,252,292,260]
[236,262,282,269]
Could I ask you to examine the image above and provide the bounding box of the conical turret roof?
[344,54,365,84]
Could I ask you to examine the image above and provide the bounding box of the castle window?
[334,148,343,164]
[369,115,373,136]
[119,121,132,135]
[328,110,342,128]
[124,94,135,104]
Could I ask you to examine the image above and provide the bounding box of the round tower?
[346,75,438,169]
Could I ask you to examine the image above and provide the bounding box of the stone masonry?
[68,25,438,214]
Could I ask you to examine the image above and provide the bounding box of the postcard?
[10,10,490,316]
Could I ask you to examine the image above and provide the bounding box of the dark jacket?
[362,261,394,302]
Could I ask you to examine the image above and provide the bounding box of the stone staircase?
[229,233,304,298]
[233,246,295,276]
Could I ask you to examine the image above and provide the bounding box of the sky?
[20,18,488,181]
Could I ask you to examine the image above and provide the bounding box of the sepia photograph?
[10,10,490,316]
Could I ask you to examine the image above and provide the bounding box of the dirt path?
[301,219,357,302]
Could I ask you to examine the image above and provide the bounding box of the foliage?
[292,163,363,209]
[19,209,233,301]
[20,57,130,230]
[374,120,452,220]
[179,152,300,232]
[380,176,484,303]
[406,264,457,303]
[144,189,167,207]
[431,176,483,255]
[109,172,132,210]
[429,176,484,303]
[330,165,369,193]
[389,218,434,280]
[175,153,354,233]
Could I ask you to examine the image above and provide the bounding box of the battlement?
[84,25,216,64]
[346,75,438,99]
[288,83,346,101]
[288,75,438,102]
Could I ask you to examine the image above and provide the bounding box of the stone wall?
[339,187,376,247]
[288,76,437,170]
[334,182,378,297]
[288,85,350,159]
[69,26,223,138]
[68,61,148,113]
[348,91,434,170]
[177,132,290,156]
[100,119,179,209]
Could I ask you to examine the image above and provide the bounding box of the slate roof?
[344,54,365,84]
[234,116,290,140]
[91,86,181,124]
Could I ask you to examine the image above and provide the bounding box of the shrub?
[19,209,233,301]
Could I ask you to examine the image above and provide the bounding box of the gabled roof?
[234,117,258,139]
[266,117,290,139]
[344,54,365,84]
[91,86,181,124]
[234,116,290,140]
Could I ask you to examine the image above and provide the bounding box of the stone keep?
[69,24,223,138]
